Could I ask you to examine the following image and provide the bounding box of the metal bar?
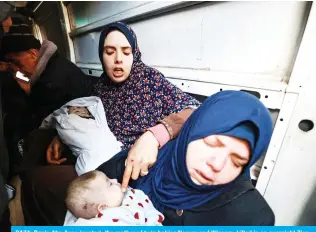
[256,92,298,195]
[58,1,76,63]
[33,1,43,13]
[76,63,288,93]
[3,1,15,8]
[69,1,204,37]
[286,2,315,94]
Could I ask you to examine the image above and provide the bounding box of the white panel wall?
[134,1,307,82]
[262,4,316,225]
[73,1,309,85]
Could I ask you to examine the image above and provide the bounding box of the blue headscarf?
[132,90,273,212]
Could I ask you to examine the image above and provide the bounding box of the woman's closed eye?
[105,50,114,55]
[205,136,224,148]
[122,48,132,56]
[232,159,243,168]
[231,153,248,167]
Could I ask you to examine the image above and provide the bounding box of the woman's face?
[186,135,251,186]
[103,30,133,83]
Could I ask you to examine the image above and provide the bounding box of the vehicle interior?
[1,0,316,227]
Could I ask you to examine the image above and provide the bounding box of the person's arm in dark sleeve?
[96,150,128,183]
[0,174,8,222]
[66,62,98,98]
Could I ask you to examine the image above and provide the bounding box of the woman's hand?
[121,131,159,192]
[46,136,67,164]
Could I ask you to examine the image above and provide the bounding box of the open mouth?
[113,67,124,77]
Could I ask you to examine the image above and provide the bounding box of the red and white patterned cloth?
[65,187,164,226]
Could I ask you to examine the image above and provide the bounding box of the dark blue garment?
[129,90,273,211]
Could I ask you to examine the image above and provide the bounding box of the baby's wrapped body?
[40,97,122,175]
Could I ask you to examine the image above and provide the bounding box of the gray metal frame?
[69,1,203,37]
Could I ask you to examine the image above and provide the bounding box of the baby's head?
[67,106,93,119]
[65,170,124,219]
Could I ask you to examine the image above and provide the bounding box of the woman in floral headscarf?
[21,22,200,225]
[93,22,200,189]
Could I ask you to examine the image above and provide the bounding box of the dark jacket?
[0,76,8,223]
[3,51,97,131]
[0,20,11,227]
[97,154,275,226]
[2,51,97,174]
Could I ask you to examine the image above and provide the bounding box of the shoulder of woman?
[93,77,109,92]
[221,188,275,225]
[185,182,274,225]
[139,66,180,93]
[140,65,165,80]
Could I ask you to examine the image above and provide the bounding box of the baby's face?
[68,106,93,118]
[99,174,125,208]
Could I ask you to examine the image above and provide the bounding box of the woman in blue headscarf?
[97,90,275,225]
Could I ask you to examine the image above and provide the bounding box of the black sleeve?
[65,61,98,98]
[0,77,8,179]
[175,182,275,226]
[0,78,8,221]
[0,174,8,221]
[232,189,275,226]
[214,189,275,226]
[96,151,128,183]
